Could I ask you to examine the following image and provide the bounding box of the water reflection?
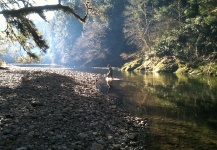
[98,71,217,149]
[106,79,113,89]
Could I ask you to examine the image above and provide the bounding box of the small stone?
[92,132,98,136]
[92,143,104,150]
[5,114,15,118]
[112,144,121,150]
[29,125,35,129]
[8,135,16,140]
[14,119,19,123]
[96,139,105,145]
[31,101,43,107]
[129,141,138,146]
[78,133,88,139]
[108,135,113,140]
[120,129,127,133]
[27,131,35,138]
[63,118,68,122]
[16,147,27,150]
[29,115,38,119]
[110,105,117,109]
[75,141,83,145]
[27,145,34,149]
[3,129,11,135]
[128,133,138,140]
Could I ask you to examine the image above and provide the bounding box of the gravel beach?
[0,67,149,150]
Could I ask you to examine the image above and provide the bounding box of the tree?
[153,0,186,57]
[49,11,83,64]
[0,0,91,61]
[48,0,114,66]
[70,0,112,66]
[122,0,217,73]
[123,0,157,59]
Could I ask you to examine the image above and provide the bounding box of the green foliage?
[123,0,217,73]
[0,0,90,63]
[0,0,50,60]
[123,0,156,54]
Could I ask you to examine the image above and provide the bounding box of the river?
[13,64,217,149]
[74,67,217,150]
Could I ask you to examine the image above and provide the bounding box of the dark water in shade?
[14,65,217,149]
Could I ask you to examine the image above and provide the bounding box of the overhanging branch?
[0,4,89,23]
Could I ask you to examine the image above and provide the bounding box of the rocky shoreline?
[0,68,149,150]
[121,56,217,76]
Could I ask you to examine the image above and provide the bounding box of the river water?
[74,67,217,150]
[13,65,217,149]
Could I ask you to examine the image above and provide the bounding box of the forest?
[0,0,217,75]
[1,1,217,150]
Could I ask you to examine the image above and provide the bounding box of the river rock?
[0,68,148,150]
[127,133,138,140]
[30,101,43,107]
[92,142,104,150]
[27,131,35,138]
[78,133,88,140]
[16,147,27,150]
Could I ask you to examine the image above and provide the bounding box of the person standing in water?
[107,64,113,78]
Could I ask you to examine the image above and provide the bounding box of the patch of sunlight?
[0,72,24,89]
[153,67,159,72]
[74,85,92,97]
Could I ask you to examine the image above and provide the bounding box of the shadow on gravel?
[0,69,149,150]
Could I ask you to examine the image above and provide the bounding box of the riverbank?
[0,67,149,150]
[121,56,217,76]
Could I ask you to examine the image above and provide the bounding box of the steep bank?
[121,56,217,76]
[0,68,149,150]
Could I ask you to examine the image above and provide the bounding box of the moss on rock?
[121,58,143,71]
[121,56,178,73]
[121,55,217,76]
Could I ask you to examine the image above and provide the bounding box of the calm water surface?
[121,72,217,150]
[78,68,217,150]
[16,65,217,149]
